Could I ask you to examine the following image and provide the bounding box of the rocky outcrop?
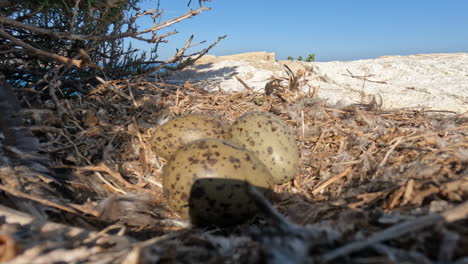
[166,52,468,113]
[195,51,276,64]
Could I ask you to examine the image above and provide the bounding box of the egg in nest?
[228,111,300,184]
[162,138,273,226]
[150,114,226,159]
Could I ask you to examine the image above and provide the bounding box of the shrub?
[306,54,315,62]
[0,0,224,96]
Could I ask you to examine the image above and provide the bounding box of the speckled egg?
[150,114,226,159]
[228,111,299,184]
[162,138,273,226]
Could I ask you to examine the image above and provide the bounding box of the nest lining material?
[0,76,467,263]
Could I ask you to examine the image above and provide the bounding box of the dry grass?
[1,75,467,263]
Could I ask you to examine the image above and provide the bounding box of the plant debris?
[0,72,467,263]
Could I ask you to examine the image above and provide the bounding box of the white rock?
[165,52,468,113]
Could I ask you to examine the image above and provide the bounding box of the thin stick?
[321,200,468,262]
[311,167,353,195]
[0,185,81,215]
[301,110,305,139]
[0,29,90,68]
[76,163,134,189]
[346,68,387,84]
[94,171,127,195]
[378,136,403,168]
[0,7,209,42]
[235,76,253,90]
[246,184,297,232]
[96,77,132,101]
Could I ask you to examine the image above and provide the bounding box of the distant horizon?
[197,50,467,62]
[133,1,468,62]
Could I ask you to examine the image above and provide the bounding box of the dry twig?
[321,200,468,262]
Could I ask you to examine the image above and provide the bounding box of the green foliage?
[19,0,123,15]
[178,57,195,69]
[306,53,315,62]
[0,0,155,94]
[286,53,315,62]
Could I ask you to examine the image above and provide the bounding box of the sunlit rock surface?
[165,52,468,113]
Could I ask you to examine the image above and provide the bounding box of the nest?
[0,75,467,263]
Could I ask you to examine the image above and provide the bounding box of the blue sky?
[134,1,468,61]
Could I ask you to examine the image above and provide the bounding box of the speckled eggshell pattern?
[228,111,299,184]
[162,138,273,226]
[150,114,226,159]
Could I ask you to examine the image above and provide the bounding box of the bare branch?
[0,7,209,43]
[183,35,226,65]
[131,29,177,43]
[0,28,80,68]
[0,28,99,69]
[140,7,209,35]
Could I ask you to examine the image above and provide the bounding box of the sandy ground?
[165,52,468,113]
